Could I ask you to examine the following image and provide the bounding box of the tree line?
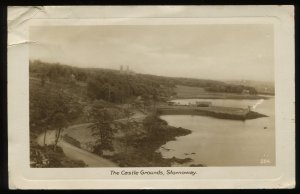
[30,60,257,105]
[205,84,257,95]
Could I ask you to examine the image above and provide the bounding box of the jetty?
[157,105,267,120]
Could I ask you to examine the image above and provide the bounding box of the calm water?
[158,98,275,166]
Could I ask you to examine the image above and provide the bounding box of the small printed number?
[260,159,271,164]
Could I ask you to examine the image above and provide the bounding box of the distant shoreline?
[172,95,271,100]
[173,84,274,100]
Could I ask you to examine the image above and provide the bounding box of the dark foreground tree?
[52,112,68,151]
[89,103,114,155]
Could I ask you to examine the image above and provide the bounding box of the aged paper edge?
[7,6,295,189]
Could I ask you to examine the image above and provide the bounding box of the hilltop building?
[119,65,135,75]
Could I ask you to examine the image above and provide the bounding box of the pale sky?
[30,25,274,82]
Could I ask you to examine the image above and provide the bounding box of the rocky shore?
[105,113,194,167]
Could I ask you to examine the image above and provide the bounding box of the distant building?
[167,101,176,106]
[242,89,250,94]
[70,74,76,81]
[120,65,135,75]
[69,74,76,84]
[195,101,212,107]
[247,105,252,112]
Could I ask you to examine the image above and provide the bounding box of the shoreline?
[104,113,196,167]
[172,95,271,100]
[157,106,268,120]
[158,109,267,120]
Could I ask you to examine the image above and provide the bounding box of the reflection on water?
[158,98,275,166]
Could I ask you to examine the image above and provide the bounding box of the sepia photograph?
[29,24,275,168]
[8,6,294,189]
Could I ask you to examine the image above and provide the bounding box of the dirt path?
[36,127,117,167]
[36,110,147,167]
[59,141,117,167]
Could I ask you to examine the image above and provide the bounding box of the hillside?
[30,60,260,102]
[226,80,275,95]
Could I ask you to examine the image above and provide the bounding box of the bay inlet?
[158,98,275,166]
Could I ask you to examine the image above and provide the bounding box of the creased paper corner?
[8,6,45,47]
